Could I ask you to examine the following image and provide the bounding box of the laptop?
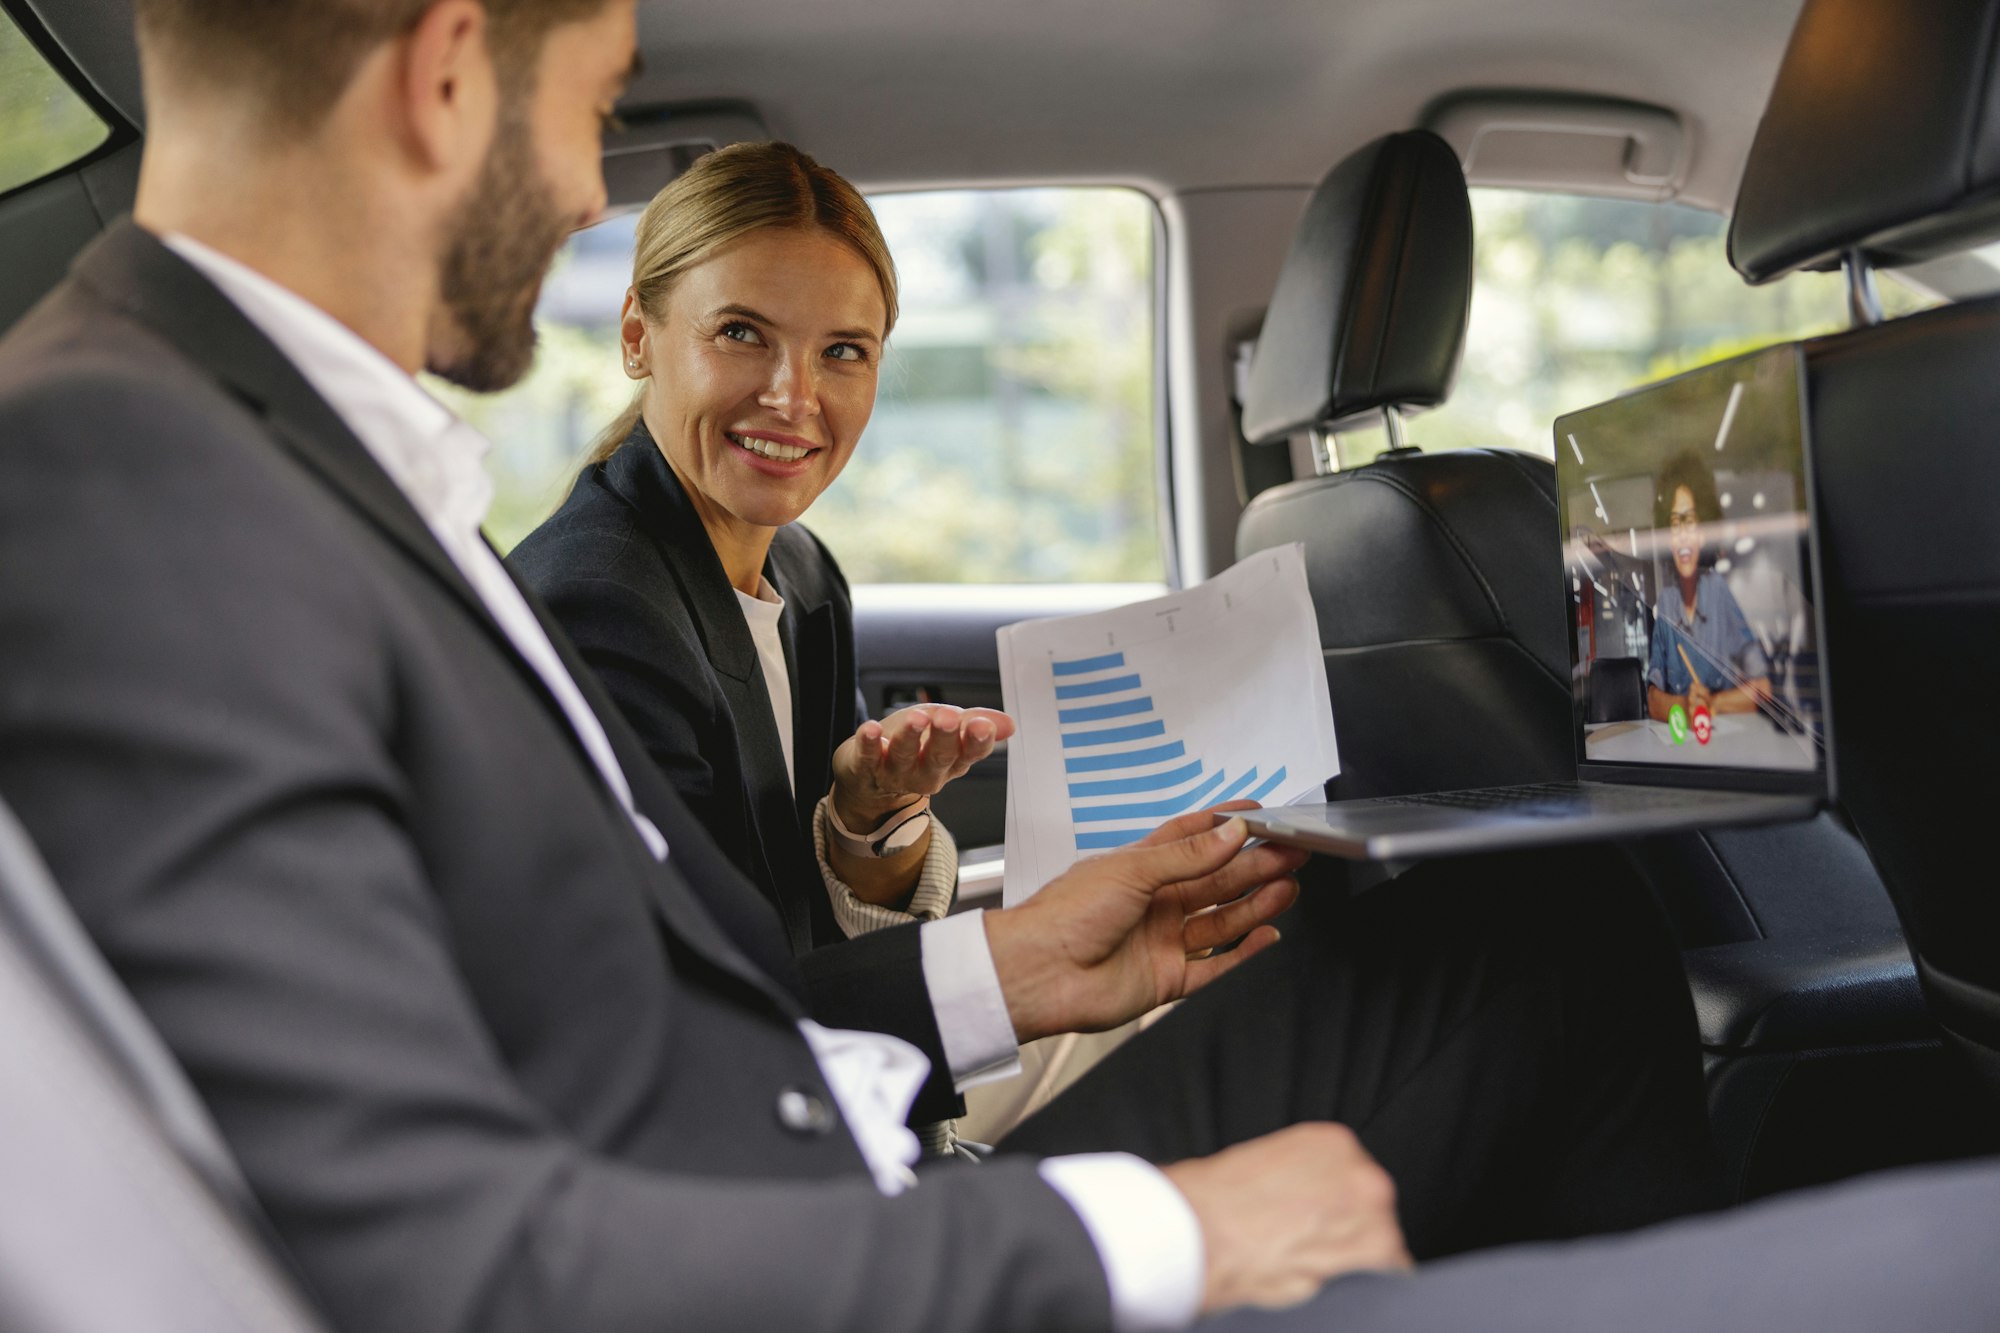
[1240,342,1830,860]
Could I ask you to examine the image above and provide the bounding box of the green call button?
[1667,704,1689,745]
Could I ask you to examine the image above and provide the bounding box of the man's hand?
[983,803,1310,1043]
[830,705,1016,828]
[1164,1123,1412,1314]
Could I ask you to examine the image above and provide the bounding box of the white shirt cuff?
[1038,1153,1204,1332]
[918,912,1022,1090]
[793,1020,925,1197]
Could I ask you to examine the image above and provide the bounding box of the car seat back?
[1235,130,1576,799]
[1729,0,2000,1098]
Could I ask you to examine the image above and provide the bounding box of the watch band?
[825,795,932,859]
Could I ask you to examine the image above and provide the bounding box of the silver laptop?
[1242,342,1830,860]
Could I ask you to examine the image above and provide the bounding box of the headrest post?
[1383,405,1408,451]
[1308,428,1340,476]
[1844,249,1883,328]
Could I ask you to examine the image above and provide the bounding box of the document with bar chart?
[998,543,1339,905]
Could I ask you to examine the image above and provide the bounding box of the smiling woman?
[510,142,1009,962]
[622,224,889,571]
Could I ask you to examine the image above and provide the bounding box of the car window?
[452,185,1163,586]
[0,8,110,197]
[804,189,1160,583]
[1329,189,1938,466]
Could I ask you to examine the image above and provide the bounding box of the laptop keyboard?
[1378,783,1725,818]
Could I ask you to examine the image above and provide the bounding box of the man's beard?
[429,111,572,392]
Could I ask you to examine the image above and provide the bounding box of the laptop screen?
[1554,343,1825,781]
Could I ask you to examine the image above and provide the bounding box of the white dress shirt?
[734,579,797,788]
[164,232,1202,1331]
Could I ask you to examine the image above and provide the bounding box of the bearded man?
[5,3,1998,1333]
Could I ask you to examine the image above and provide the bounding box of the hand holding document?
[998,544,1340,905]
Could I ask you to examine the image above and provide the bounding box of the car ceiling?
[633,0,1806,208]
[29,0,1805,211]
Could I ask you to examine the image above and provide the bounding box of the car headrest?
[1240,130,1473,446]
[1730,0,2000,283]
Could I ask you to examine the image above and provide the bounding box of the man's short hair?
[134,0,610,134]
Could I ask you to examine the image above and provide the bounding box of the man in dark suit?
[5,2,1999,1331]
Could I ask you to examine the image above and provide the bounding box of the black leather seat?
[1585,657,1645,725]
[1235,131,1575,801]
[1730,0,2000,1105]
[1236,446,1577,799]
[1233,127,1960,1199]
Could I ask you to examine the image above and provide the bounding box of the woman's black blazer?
[511,425,860,955]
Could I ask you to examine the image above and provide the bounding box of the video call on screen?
[1556,344,1822,773]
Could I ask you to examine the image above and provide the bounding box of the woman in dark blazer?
[512,142,1010,957]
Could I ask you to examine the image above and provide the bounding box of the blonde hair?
[584,141,898,466]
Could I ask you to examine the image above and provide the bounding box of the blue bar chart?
[1053,651,1290,851]
[999,545,1340,905]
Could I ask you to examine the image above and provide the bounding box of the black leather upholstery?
[1235,448,1575,799]
[1236,121,1932,1197]
[1727,0,2000,1101]
[1585,657,1646,724]
[1239,130,1472,443]
[1731,0,2000,283]
[1686,928,1927,1053]
[1708,0,2000,1159]
[1803,297,2000,1094]
[1695,924,1993,1203]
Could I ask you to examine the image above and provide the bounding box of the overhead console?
[601,102,771,208]
[1423,91,1690,203]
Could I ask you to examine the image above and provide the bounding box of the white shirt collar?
[733,576,785,615]
[160,232,494,545]
[160,231,670,865]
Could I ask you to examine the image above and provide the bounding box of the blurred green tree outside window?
[455,183,1898,580]
[801,189,1160,583]
[1332,190,1937,466]
[451,187,1163,586]
[0,9,108,196]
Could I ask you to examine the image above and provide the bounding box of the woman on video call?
[1645,449,1774,724]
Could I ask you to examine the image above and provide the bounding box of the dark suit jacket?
[0,222,1106,1333]
[511,432,861,955]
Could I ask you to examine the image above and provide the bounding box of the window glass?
[450,186,1162,585]
[1956,239,2000,294]
[1333,190,1937,466]
[0,9,110,196]
[804,189,1160,583]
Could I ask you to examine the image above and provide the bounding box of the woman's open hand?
[830,705,1017,828]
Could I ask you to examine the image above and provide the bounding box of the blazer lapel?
[71,226,602,771]
[601,435,817,953]
[501,558,805,1011]
[778,585,841,834]
[74,227,485,629]
[73,225,798,1007]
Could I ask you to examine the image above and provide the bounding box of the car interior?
[4,0,2000,1324]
